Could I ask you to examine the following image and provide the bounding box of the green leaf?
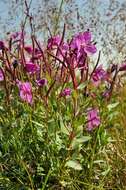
[59,116,70,135]
[108,111,119,120]
[71,136,91,149]
[77,81,88,90]
[65,160,82,170]
[55,133,63,150]
[101,167,110,176]
[79,136,91,142]
[94,160,105,164]
[32,120,44,127]
[107,102,119,111]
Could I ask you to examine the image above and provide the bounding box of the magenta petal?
[25,62,40,73]
[76,38,81,50]
[119,63,126,71]
[92,65,107,85]
[24,82,32,90]
[19,90,24,100]
[83,31,91,43]
[18,82,32,104]
[87,121,94,131]
[0,69,4,81]
[26,94,32,104]
[70,38,79,50]
[87,108,100,131]
[24,46,33,54]
[47,35,61,49]
[93,118,100,126]
[102,89,110,98]
[36,78,47,87]
[85,44,97,54]
[61,88,72,96]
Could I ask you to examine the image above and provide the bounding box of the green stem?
[54,0,64,35]
[88,126,101,180]
[20,159,34,190]
[41,168,52,190]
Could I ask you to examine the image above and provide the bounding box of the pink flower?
[70,31,97,55]
[0,69,4,81]
[36,78,47,87]
[119,63,126,71]
[61,88,72,96]
[91,65,107,86]
[47,35,61,49]
[31,54,42,61]
[87,108,100,131]
[77,51,87,69]
[25,62,40,74]
[47,35,69,63]
[57,42,69,60]
[102,89,110,98]
[18,81,32,104]
[24,46,33,54]
[24,46,41,55]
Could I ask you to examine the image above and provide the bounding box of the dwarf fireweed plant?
[0,4,126,189]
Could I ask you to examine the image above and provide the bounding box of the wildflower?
[18,81,32,104]
[24,46,33,54]
[47,35,61,49]
[119,63,126,71]
[91,65,107,86]
[36,78,47,87]
[25,62,40,74]
[0,69,4,81]
[57,42,69,60]
[87,108,100,131]
[61,88,72,97]
[34,48,41,55]
[102,89,110,98]
[77,51,87,69]
[31,54,42,61]
[70,31,97,55]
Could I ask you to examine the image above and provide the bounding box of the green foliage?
[0,85,125,190]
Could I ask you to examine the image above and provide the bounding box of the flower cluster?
[0,29,122,131]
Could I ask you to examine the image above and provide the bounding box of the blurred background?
[0,0,126,64]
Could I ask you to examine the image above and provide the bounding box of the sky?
[0,0,125,65]
[0,0,124,35]
[0,0,117,32]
